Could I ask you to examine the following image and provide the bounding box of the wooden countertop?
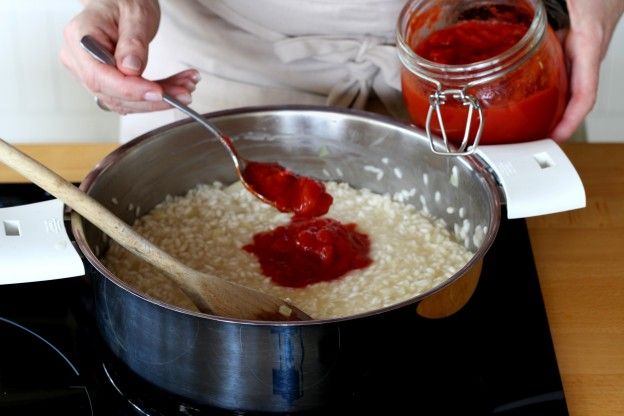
[1,142,622,415]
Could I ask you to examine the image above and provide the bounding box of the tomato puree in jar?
[414,20,528,64]
[400,3,568,145]
[242,162,373,287]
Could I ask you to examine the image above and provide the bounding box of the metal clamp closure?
[426,88,484,156]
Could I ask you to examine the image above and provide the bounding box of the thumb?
[114,5,159,76]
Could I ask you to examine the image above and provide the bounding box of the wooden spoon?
[0,138,311,321]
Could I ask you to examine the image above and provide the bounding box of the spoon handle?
[79,35,116,66]
[0,138,211,305]
[160,95,237,156]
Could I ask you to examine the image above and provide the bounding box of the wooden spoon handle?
[0,139,311,320]
[0,138,209,299]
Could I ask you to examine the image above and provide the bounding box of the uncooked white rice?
[104,181,473,319]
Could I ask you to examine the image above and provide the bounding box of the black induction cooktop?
[0,184,568,415]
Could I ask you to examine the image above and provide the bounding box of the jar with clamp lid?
[397,0,568,155]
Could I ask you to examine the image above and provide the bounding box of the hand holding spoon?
[79,35,332,218]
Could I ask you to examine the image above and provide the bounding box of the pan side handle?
[476,139,586,219]
[0,199,85,284]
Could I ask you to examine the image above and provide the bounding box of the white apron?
[120,0,405,142]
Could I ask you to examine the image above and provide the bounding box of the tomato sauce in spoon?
[243,161,333,219]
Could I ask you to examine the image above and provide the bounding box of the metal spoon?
[0,138,310,321]
[79,35,274,207]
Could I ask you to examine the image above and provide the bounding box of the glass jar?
[397,0,568,155]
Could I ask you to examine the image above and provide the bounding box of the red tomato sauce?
[242,161,373,288]
[243,217,372,288]
[414,20,527,64]
[402,13,567,144]
[243,161,333,219]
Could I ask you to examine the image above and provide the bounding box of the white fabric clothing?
[120,0,405,142]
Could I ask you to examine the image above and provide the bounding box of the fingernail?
[191,71,201,82]
[183,81,196,92]
[122,55,142,72]
[144,91,163,101]
[176,93,192,104]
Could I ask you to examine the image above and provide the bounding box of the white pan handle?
[476,139,586,219]
[0,199,84,284]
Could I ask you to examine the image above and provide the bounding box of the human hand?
[550,0,624,141]
[60,0,200,114]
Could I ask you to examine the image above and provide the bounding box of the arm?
[60,0,199,114]
[550,0,624,141]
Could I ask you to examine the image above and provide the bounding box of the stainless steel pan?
[1,105,584,412]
